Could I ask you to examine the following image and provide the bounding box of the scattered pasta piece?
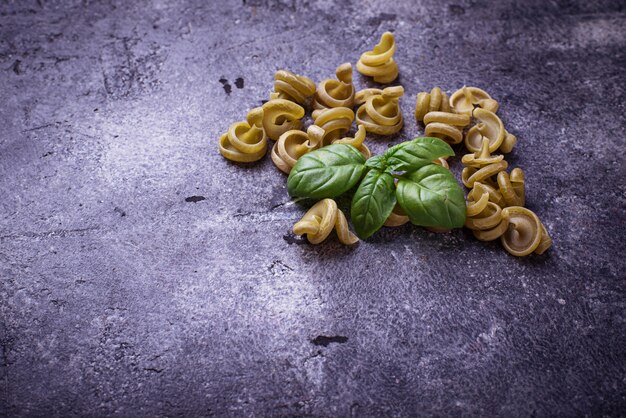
[293,199,359,245]
[270,70,316,106]
[271,125,324,174]
[332,125,371,159]
[423,111,470,145]
[462,160,508,188]
[500,206,543,256]
[465,108,516,154]
[354,88,383,106]
[218,107,267,163]
[356,86,404,135]
[415,87,451,122]
[356,32,399,83]
[261,99,305,141]
[450,86,499,115]
[465,198,510,241]
[461,138,504,168]
[312,63,355,112]
[312,106,355,145]
[497,168,525,207]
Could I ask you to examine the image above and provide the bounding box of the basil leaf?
[396,164,466,228]
[364,155,387,171]
[351,169,396,239]
[288,144,366,199]
[384,137,454,173]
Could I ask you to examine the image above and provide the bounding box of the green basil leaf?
[364,155,387,171]
[287,144,366,199]
[384,137,455,173]
[396,164,466,228]
[351,169,396,239]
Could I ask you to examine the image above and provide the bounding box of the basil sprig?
[287,137,466,239]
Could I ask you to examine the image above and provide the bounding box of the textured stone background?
[1,0,625,416]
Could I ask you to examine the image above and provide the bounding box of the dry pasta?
[312,106,355,145]
[465,108,516,154]
[218,107,267,163]
[332,125,371,159]
[261,99,305,141]
[356,32,399,83]
[293,199,359,245]
[465,195,510,241]
[450,86,499,115]
[415,87,452,122]
[500,206,544,256]
[423,111,470,145]
[312,63,355,112]
[356,86,404,135]
[271,125,324,174]
[497,168,525,207]
[270,70,316,106]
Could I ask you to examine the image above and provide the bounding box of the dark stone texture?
[1,0,625,416]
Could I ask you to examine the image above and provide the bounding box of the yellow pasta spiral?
[415,87,452,122]
[462,160,508,189]
[270,70,316,106]
[261,99,305,141]
[356,86,404,135]
[218,107,268,163]
[356,32,399,83]
[312,106,355,145]
[423,111,470,145]
[332,125,371,159]
[312,63,355,112]
[450,86,499,115]
[500,206,545,256]
[293,199,359,245]
[271,125,324,174]
[497,168,525,207]
[465,108,516,154]
[465,194,510,241]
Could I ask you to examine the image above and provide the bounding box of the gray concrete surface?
[1,0,625,416]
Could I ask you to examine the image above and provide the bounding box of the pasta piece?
[356,32,399,83]
[461,160,508,188]
[450,86,499,115]
[271,125,324,174]
[270,70,316,106]
[461,137,504,168]
[312,63,355,112]
[355,88,383,106]
[384,204,409,227]
[415,87,452,122]
[465,198,510,241]
[356,86,404,135]
[468,181,505,207]
[497,168,525,207]
[423,111,470,145]
[293,199,359,245]
[465,108,516,154]
[500,206,542,256]
[333,125,371,158]
[218,107,267,163]
[312,107,355,145]
[261,99,305,141]
[534,222,553,254]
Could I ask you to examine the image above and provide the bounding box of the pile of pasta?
[415,85,552,256]
[217,31,552,256]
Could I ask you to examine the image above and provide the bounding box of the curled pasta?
[384,204,409,227]
[461,137,504,168]
[356,31,399,83]
[465,108,516,154]
[293,199,359,245]
[461,160,508,188]
[270,70,316,106]
[219,107,267,162]
[535,222,553,255]
[423,111,470,145]
[450,86,499,115]
[465,197,510,241]
[313,106,355,145]
[312,63,355,112]
[333,125,371,158]
[468,181,505,207]
[415,87,452,122]
[271,125,324,174]
[354,88,383,106]
[356,86,404,135]
[500,206,543,256]
[497,168,525,207]
[261,99,305,141]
